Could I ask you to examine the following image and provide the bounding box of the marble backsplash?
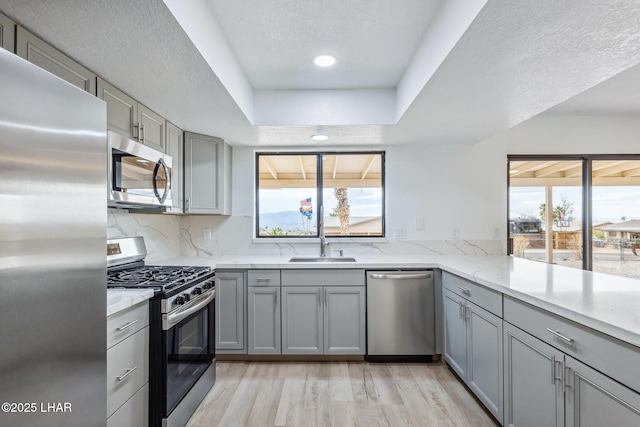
[108,211,505,262]
[179,215,505,260]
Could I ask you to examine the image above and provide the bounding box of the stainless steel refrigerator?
[0,49,107,426]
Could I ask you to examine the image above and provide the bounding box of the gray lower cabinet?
[503,321,564,427]
[215,271,246,353]
[281,269,366,355]
[282,286,323,354]
[183,132,232,215]
[97,77,165,151]
[443,287,503,422]
[323,286,366,354]
[16,26,96,93]
[0,12,15,51]
[503,297,640,427]
[248,286,281,354]
[165,121,184,213]
[106,301,149,426]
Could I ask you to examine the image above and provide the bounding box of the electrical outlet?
[395,227,406,239]
[494,227,500,239]
[135,230,143,237]
[203,228,212,241]
[415,217,424,230]
[452,227,460,239]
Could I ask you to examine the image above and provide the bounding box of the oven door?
[163,293,215,416]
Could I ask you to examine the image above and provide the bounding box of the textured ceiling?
[1,0,640,147]
[207,0,440,90]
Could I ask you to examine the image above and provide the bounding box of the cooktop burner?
[107,265,212,292]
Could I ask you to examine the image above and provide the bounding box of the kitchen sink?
[289,257,357,262]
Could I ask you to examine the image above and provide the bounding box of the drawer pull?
[458,287,471,296]
[547,328,574,344]
[255,278,271,282]
[116,320,138,332]
[116,366,138,382]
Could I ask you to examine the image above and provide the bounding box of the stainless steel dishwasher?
[366,270,436,361]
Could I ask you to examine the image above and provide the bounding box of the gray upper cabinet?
[97,77,165,152]
[0,12,15,52]
[16,27,95,93]
[138,104,164,152]
[184,132,232,215]
[165,121,184,213]
[97,77,138,138]
[215,271,246,353]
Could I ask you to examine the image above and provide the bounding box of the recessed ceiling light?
[311,134,329,141]
[313,54,336,67]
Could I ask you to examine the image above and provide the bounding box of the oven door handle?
[164,290,215,330]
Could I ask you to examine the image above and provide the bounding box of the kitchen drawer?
[107,301,149,349]
[107,327,149,417]
[442,272,502,317]
[107,383,148,427]
[282,269,364,287]
[248,269,281,286]
[504,296,640,393]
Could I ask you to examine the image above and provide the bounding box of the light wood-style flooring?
[186,361,499,427]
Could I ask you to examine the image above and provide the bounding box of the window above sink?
[255,151,385,239]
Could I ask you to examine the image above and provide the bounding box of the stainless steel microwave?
[108,130,173,210]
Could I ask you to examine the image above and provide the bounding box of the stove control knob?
[202,282,210,290]
[193,287,202,295]
[182,293,191,302]
[175,295,185,305]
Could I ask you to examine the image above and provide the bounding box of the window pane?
[509,160,582,268]
[257,154,317,236]
[592,160,640,279]
[322,154,383,236]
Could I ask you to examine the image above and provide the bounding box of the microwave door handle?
[152,157,169,203]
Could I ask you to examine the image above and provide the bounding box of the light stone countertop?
[107,289,155,316]
[153,254,640,348]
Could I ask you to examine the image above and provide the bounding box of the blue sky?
[510,186,640,222]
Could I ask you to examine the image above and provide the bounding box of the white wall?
[110,113,640,261]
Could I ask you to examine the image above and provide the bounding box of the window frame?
[507,153,640,272]
[255,150,386,239]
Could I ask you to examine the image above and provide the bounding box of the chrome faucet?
[319,206,329,257]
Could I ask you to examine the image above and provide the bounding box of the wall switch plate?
[452,227,460,239]
[395,227,406,239]
[203,228,212,241]
[494,227,500,239]
[415,217,425,230]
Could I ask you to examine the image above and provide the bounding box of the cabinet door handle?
[552,357,564,385]
[564,366,572,389]
[116,366,137,382]
[459,301,464,319]
[185,198,190,212]
[116,319,138,332]
[140,124,146,144]
[458,287,471,296]
[546,328,574,344]
[464,305,470,321]
[274,290,278,307]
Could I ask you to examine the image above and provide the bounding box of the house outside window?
[508,155,640,279]
[256,152,385,238]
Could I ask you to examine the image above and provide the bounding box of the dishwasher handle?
[369,272,432,280]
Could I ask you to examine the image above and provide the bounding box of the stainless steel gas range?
[107,237,216,427]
